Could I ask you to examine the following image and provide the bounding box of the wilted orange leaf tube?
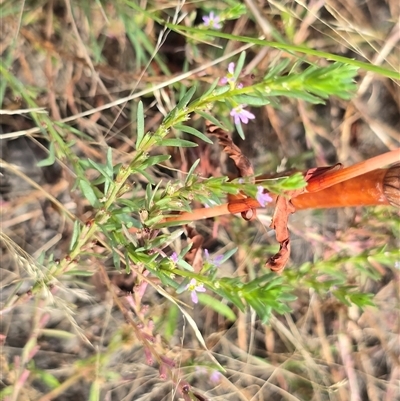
[161,162,399,225]
[293,167,398,209]
[306,149,400,192]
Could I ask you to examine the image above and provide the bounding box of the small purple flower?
[256,186,273,207]
[204,249,223,267]
[185,278,206,304]
[210,370,222,383]
[220,62,235,85]
[230,105,255,125]
[202,12,222,29]
[170,252,178,263]
[195,366,208,375]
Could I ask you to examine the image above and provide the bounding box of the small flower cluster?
[171,250,225,304]
[184,249,226,303]
[170,251,205,304]
[202,13,256,127]
[195,366,223,383]
[221,62,256,126]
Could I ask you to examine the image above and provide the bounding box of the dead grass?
[0,1,399,400]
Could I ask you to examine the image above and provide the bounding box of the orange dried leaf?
[304,164,343,184]
[266,165,343,272]
[227,198,260,214]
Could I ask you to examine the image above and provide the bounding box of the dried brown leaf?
[206,121,257,219]
[205,121,254,178]
[266,196,295,273]
[266,238,291,273]
[184,225,204,273]
[270,196,295,242]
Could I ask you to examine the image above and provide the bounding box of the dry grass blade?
[1,1,399,399]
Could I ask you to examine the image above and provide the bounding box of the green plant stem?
[165,24,400,79]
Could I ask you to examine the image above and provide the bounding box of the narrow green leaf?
[69,220,80,251]
[104,149,113,195]
[32,370,60,389]
[144,214,166,226]
[40,329,76,340]
[137,168,155,185]
[164,304,179,340]
[264,59,291,79]
[78,179,99,207]
[217,288,245,311]
[196,110,227,129]
[155,218,192,228]
[278,291,297,302]
[63,270,94,276]
[148,180,163,208]
[203,78,222,97]
[112,250,121,270]
[185,159,200,185]
[177,85,197,109]
[159,138,198,147]
[174,245,191,261]
[198,293,236,321]
[105,147,113,177]
[177,259,194,271]
[40,329,76,339]
[219,247,238,263]
[209,85,231,96]
[89,381,100,401]
[235,122,245,140]
[145,183,152,210]
[87,159,112,181]
[231,94,270,106]
[154,197,175,208]
[176,124,213,144]
[247,297,267,319]
[37,141,55,167]
[234,51,246,80]
[125,252,131,274]
[139,154,171,170]
[136,100,145,149]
